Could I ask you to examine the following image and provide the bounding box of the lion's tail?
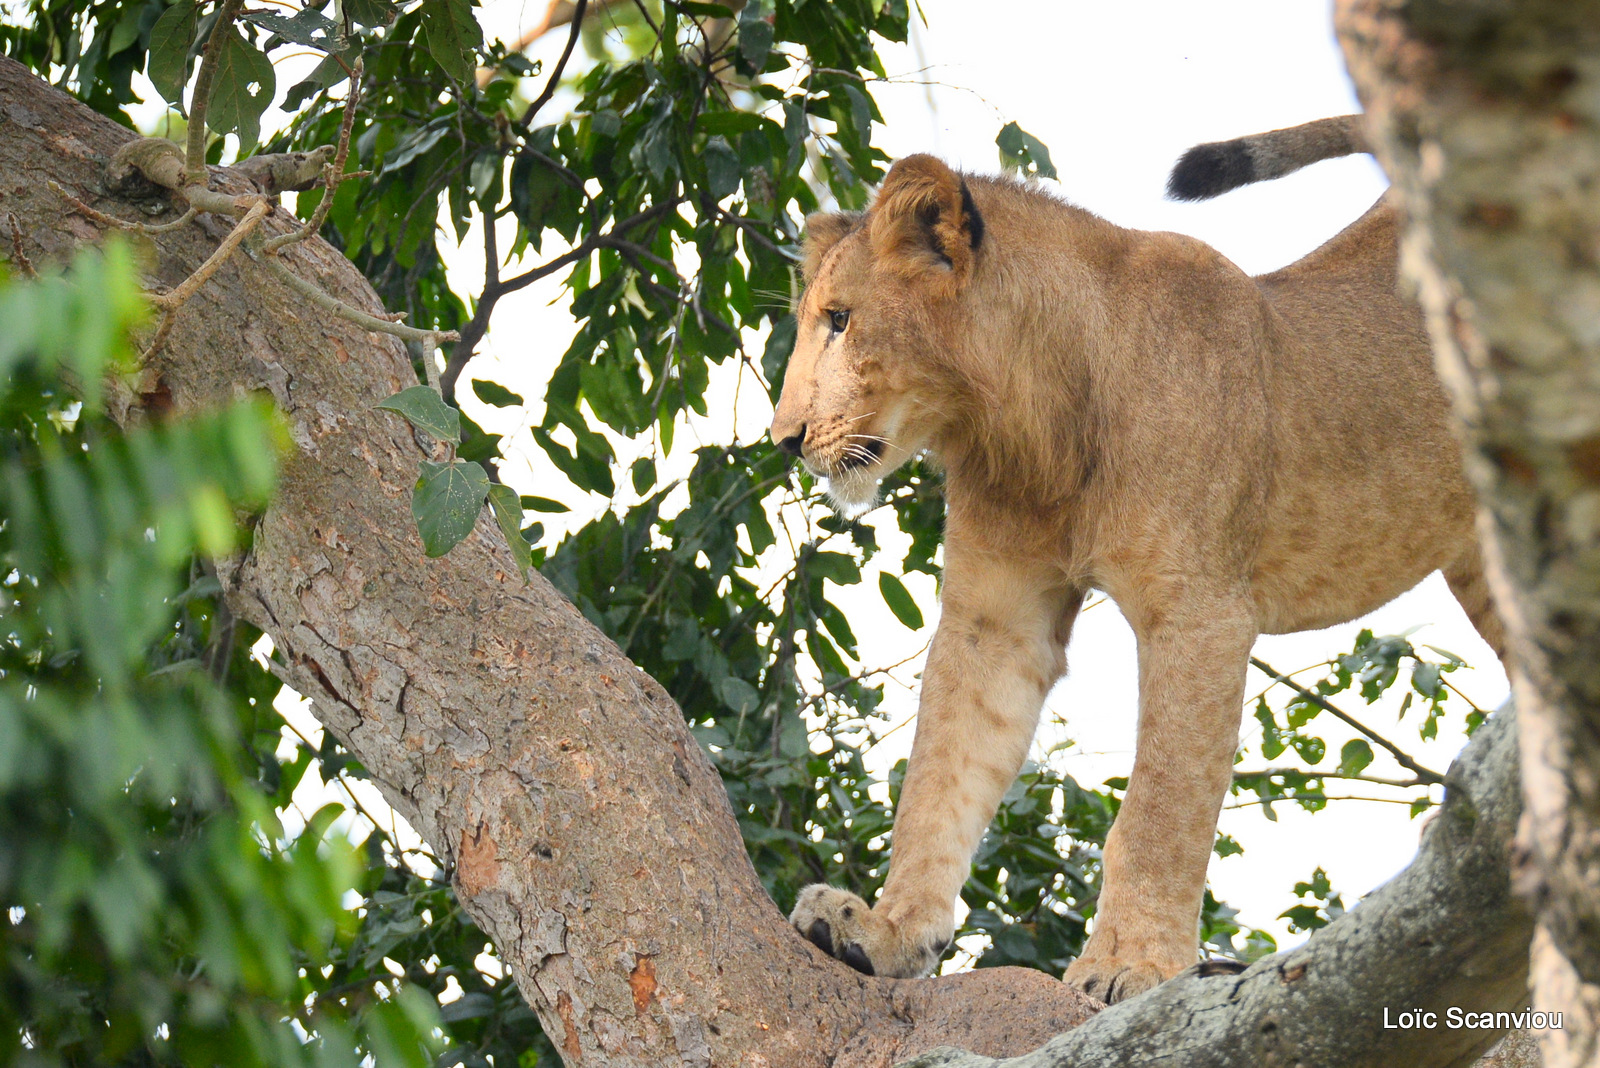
[1165,115,1369,201]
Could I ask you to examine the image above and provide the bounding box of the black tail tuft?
[1166,140,1254,201]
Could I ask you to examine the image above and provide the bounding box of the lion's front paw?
[788,885,951,979]
[1062,953,1172,1004]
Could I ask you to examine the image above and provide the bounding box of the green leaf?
[704,136,741,199]
[877,572,923,630]
[487,483,532,581]
[439,992,494,1023]
[995,121,1058,181]
[147,0,198,103]
[419,0,482,83]
[283,53,347,110]
[697,111,764,136]
[718,676,759,716]
[1337,738,1374,777]
[761,315,796,386]
[470,379,523,407]
[343,0,398,28]
[1411,661,1442,699]
[206,28,277,151]
[738,0,774,70]
[807,550,860,586]
[630,457,656,496]
[411,460,489,557]
[375,386,460,442]
[241,8,345,51]
[519,495,569,513]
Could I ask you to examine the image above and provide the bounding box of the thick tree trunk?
[0,56,1539,1068]
[1335,4,1600,1066]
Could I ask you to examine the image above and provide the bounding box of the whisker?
[846,433,890,446]
[845,411,878,424]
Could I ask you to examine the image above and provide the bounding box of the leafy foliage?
[1235,630,1485,821]
[0,249,440,1067]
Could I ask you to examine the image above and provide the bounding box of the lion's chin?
[823,466,882,517]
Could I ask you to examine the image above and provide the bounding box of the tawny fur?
[772,128,1504,1004]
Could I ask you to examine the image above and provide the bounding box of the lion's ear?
[869,155,984,285]
[801,212,862,282]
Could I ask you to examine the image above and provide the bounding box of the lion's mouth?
[833,439,884,473]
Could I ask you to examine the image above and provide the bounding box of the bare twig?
[1231,767,1426,789]
[186,0,246,186]
[438,197,681,398]
[254,242,459,346]
[48,181,199,235]
[151,197,271,312]
[421,335,442,394]
[518,0,589,129]
[263,61,365,255]
[142,311,179,361]
[1249,655,1446,785]
[5,213,36,278]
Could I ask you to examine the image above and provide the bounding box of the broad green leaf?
[877,572,923,630]
[807,550,860,586]
[519,495,569,513]
[1337,739,1374,777]
[283,52,347,110]
[737,0,774,70]
[375,386,460,442]
[697,111,764,136]
[705,136,741,199]
[1410,661,1442,699]
[471,379,524,407]
[487,483,532,582]
[411,460,489,557]
[342,0,398,28]
[206,28,277,150]
[419,0,482,83]
[718,676,759,716]
[762,314,797,386]
[146,0,197,103]
[630,457,656,496]
[996,121,1058,181]
[241,8,345,51]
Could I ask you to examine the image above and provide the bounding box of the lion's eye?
[828,309,850,333]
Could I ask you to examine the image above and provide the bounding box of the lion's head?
[770,155,985,513]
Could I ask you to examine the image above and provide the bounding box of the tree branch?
[518,0,588,130]
[438,197,679,399]
[1250,656,1446,784]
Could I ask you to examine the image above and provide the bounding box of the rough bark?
[1335,4,1600,1066]
[0,55,1538,1068]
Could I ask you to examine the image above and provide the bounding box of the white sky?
[230,0,1511,963]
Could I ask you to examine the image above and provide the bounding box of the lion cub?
[771,116,1503,1003]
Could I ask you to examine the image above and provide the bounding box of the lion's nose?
[776,425,806,457]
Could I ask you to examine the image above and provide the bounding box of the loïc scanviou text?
[1383,1008,1562,1030]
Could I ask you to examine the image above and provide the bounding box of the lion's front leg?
[1063,599,1256,1003]
[790,559,1081,978]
